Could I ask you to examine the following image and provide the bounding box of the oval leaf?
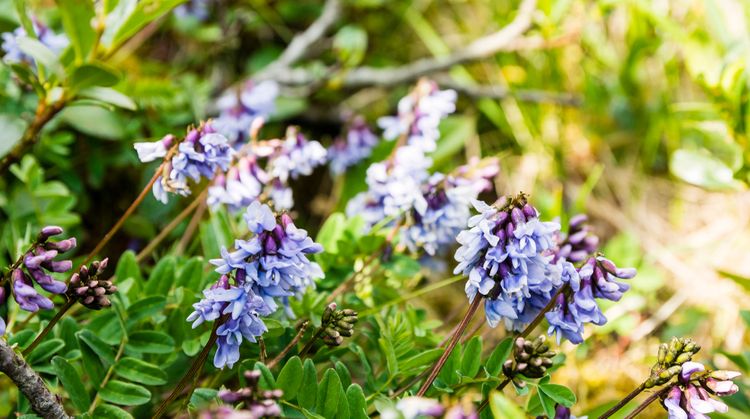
[99,380,151,406]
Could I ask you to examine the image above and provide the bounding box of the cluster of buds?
[215,370,282,418]
[661,361,740,418]
[554,214,599,263]
[67,259,115,310]
[320,302,358,347]
[645,337,701,388]
[502,336,556,386]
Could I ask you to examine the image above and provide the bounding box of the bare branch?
[436,78,582,107]
[0,339,71,419]
[256,0,341,78]
[258,0,538,88]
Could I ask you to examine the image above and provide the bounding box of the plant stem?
[0,99,67,175]
[298,326,326,358]
[88,336,127,414]
[22,299,75,356]
[135,188,207,263]
[266,320,310,369]
[175,197,208,255]
[153,318,223,419]
[416,296,483,396]
[624,386,671,419]
[476,377,511,413]
[518,283,568,339]
[600,382,648,419]
[82,166,164,266]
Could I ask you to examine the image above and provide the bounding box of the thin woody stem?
[416,296,483,396]
[153,318,224,419]
[477,378,511,413]
[624,385,671,419]
[82,165,164,266]
[518,283,569,339]
[600,382,648,419]
[267,320,310,369]
[22,299,75,356]
[298,327,326,358]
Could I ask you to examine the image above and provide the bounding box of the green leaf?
[539,383,576,407]
[176,257,204,290]
[70,62,121,90]
[254,362,276,389]
[333,25,368,67]
[52,356,90,412]
[190,388,218,408]
[78,86,136,110]
[115,250,142,282]
[378,337,399,377]
[315,369,343,418]
[27,338,65,365]
[460,336,483,378]
[670,148,740,190]
[346,384,367,419]
[485,337,513,377]
[335,361,352,389]
[13,0,36,40]
[109,0,186,49]
[144,256,176,296]
[489,391,525,419]
[298,359,318,409]
[126,296,166,324]
[0,115,28,158]
[400,348,442,373]
[17,37,64,78]
[56,0,96,61]
[276,356,304,401]
[316,213,346,255]
[77,330,116,365]
[431,115,475,168]
[126,331,175,354]
[99,380,151,406]
[61,106,126,140]
[93,404,133,419]
[115,357,168,385]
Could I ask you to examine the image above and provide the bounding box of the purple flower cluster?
[213,80,279,145]
[401,158,499,257]
[545,256,635,344]
[1,226,75,335]
[378,79,457,152]
[553,214,599,263]
[1,19,68,66]
[346,145,432,227]
[328,117,379,175]
[454,196,566,331]
[174,0,212,21]
[134,122,234,204]
[208,127,327,212]
[663,362,740,418]
[188,202,324,368]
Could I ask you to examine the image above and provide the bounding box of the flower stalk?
[416,296,482,396]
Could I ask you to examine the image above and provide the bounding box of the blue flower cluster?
[174,0,212,21]
[453,196,567,331]
[188,202,324,368]
[1,19,68,66]
[378,79,457,152]
[346,145,432,227]
[134,122,234,204]
[545,255,636,344]
[553,214,599,263]
[208,127,327,212]
[1,226,76,335]
[328,116,379,175]
[213,80,279,145]
[401,158,499,257]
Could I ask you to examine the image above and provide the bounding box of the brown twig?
[266,320,310,369]
[624,386,671,419]
[298,326,326,358]
[0,338,71,418]
[600,382,648,419]
[476,378,511,413]
[175,197,208,255]
[518,284,568,339]
[416,296,483,396]
[153,318,224,418]
[22,299,75,356]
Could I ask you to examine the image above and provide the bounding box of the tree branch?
[435,77,582,107]
[258,0,538,88]
[0,339,71,419]
[255,0,341,78]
